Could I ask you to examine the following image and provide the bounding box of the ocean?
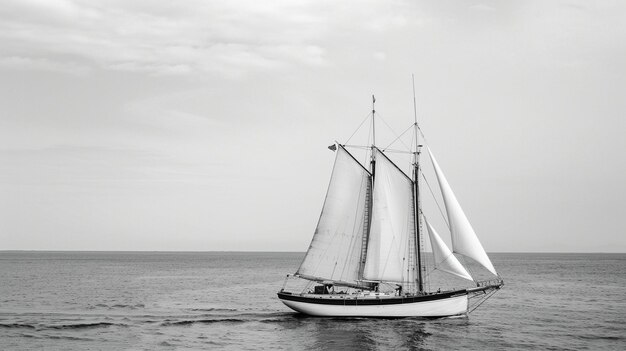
[0,252,624,350]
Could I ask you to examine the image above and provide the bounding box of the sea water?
[0,252,624,350]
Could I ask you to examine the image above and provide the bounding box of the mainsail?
[427,147,498,275]
[296,145,371,284]
[363,149,416,283]
[425,219,473,281]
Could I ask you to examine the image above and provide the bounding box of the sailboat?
[277,95,503,318]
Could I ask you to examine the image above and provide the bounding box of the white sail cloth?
[363,149,416,283]
[425,219,473,281]
[297,145,371,283]
[427,147,498,275]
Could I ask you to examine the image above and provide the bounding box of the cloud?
[0,0,335,76]
[0,55,91,75]
[0,0,436,77]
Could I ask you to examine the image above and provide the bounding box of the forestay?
[296,145,371,284]
[427,147,498,275]
[425,219,473,281]
[363,149,416,283]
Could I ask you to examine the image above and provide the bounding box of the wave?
[0,323,36,329]
[576,334,623,341]
[91,303,145,310]
[0,322,126,330]
[159,311,299,326]
[44,335,94,341]
[48,322,123,330]
[162,318,246,326]
[0,312,295,331]
[187,308,238,312]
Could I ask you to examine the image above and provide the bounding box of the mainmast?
[372,95,376,151]
[365,95,377,289]
[412,75,424,293]
[370,94,376,196]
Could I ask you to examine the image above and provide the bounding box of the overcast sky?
[1,0,624,252]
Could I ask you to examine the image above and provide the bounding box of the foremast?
[358,95,377,286]
[357,95,374,279]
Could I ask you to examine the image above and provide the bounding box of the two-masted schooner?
[277,96,503,317]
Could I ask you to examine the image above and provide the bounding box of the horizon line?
[1,250,624,254]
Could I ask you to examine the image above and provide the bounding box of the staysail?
[425,219,473,281]
[427,147,497,275]
[363,148,416,283]
[296,145,371,284]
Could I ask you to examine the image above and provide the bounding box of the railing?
[474,278,504,288]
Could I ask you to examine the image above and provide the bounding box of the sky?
[0,0,625,252]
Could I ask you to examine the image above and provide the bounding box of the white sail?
[297,145,371,284]
[363,149,416,283]
[427,147,497,275]
[425,219,473,281]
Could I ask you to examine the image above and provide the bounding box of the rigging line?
[383,123,416,151]
[419,172,450,229]
[468,288,499,314]
[458,255,476,281]
[379,149,413,154]
[304,280,314,294]
[374,112,412,151]
[421,213,457,276]
[343,145,371,150]
[414,123,429,147]
[345,112,372,144]
[344,145,412,154]
[420,260,434,292]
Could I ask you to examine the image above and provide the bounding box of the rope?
[344,145,412,154]
[458,255,477,281]
[383,123,415,151]
[375,112,412,151]
[416,124,427,144]
[342,145,370,150]
[468,288,499,314]
[345,112,372,144]
[379,149,413,154]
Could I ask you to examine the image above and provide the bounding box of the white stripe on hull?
[280,295,468,317]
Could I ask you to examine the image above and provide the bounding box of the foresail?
[427,147,498,275]
[296,145,371,284]
[425,219,473,281]
[363,149,416,283]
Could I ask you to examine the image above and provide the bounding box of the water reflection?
[295,316,438,351]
